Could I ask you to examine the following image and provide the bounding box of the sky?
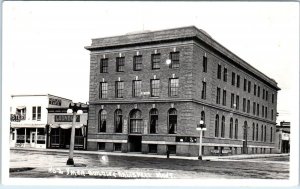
[3,1,299,124]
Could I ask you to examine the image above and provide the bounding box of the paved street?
[10,149,289,179]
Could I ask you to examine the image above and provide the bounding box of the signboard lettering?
[49,98,62,106]
[55,115,80,122]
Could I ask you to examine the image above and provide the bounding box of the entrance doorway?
[128,135,142,152]
[30,131,36,148]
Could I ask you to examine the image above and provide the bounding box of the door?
[30,132,36,148]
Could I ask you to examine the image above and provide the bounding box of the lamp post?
[66,103,84,165]
[196,120,206,160]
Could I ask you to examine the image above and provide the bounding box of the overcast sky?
[3,1,299,124]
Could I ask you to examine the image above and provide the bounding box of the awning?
[49,124,84,129]
[16,106,26,110]
[11,122,46,128]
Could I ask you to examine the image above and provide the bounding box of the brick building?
[85,26,280,156]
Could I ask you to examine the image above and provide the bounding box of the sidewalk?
[10,147,289,161]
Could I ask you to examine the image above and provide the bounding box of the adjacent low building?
[85,26,280,156]
[275,121,290,153]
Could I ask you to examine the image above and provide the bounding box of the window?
[229,118,233,139]
[266,91,268,101]
[262,106,264,117]
[232,72,236,85]
[222,90,227,106]
[252,123,255,141]
[132,80,142,97]
[258,86,260,97]
[216,87,221,104]
[234,119,238,139]
[115,109,123,133]
[237,75,240,88]
[170,52,180,68]
[265,107,268,118]
[169,78,179,97]
[270,127,273,142]
[243,98,246,112]
[253,102,256,115]
[99,82,108,99]
[201,81,206,100]
[271,109,274,120]
[236,95,239,110]
[256,124,259,141]
[215,115,219,137]
[150,79,160,97]
[244,79,247,91]
[115,81,124,98]
[203,56,207,72]
[98,142,105,151]
[217,64,221,79]
[149,144,157,153]
[133,55,142,71]
[116,57,125,72]
[248,81,251,93]
[247,100,250,113]
[261,125,264,141]
[98,110,107,132]
[221,116,225,138]
[32,106,41,121]
[223,67,227,82]
[114,143,122,151]
[100,58,108,73]
[150,109,158,134]
[243,121,248,140]
[264,125,267,142]
[151,54,160,69]
[168,108,177,134]
[129,109,143,133]
[231,93,235,108]
[272,94,274,103]
[254,84,257,96]
[257,103,260,116]
[263,89,265,100]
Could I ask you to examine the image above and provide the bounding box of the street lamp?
[66,102,85,165]
[196,120,206,160]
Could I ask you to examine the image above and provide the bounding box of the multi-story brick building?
[85,26,280,156]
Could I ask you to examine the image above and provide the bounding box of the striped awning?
[49,124,84,129]
[11,122,46,128]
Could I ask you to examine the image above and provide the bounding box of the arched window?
[221,116,225,138]
[129,109,142,133]
[98,110,107,132]
[201,111,205,136]
[252,123,255,141]
[243,121,248,140]
[229,118,233,139]
[115,109,123,133]
[168,108,177,134]
[149,109,158,134]
[215,115,219,137]
[234,119,238,139]
[256,124,259,141]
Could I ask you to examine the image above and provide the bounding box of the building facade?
[275,121,290,153]
[10,94,72,148]
[85,26,280,156]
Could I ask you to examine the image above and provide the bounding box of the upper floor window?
[252,123,255,141]
[272,93,274,103]
[256,124,259,141]
[129,109,143,134]
[133,55,142,71]
[261,125,264,141]
[201,81,206,100]
[266,91,269,101]
[98,110,107,132]
[234,119,238,139]
[99,82,108,99]
[265,107,268,118]
[150,79,160,97]
[215,115,219,137]
[217,64,221,79]
[242,98,246,112]
[132,80,142,97]
[203,56,207,72]
[222,90,227,106]
[254,84,257,96]
[263,89,265,100]
[169,78,179,97]
[264,125,267,142]
[151,54,160,69]
[223,67,227,82]
[221,116,225,138]
[32,106,41,121]
[232,72,236,86]
[258,86,260,97]
[237,75,240,88]
[271,109,274,120]
[230,93,235,108]
[116,57,125,72]
[150,109,158,134]
[236,95,239,110]
[229,118,233,139]
[115,81,124,98]
[243,78,247,91]
[253,102,256,115]
[247,100,250,113]
[115,109,123,133]
[100,58,108,73]
[262,105,265,117]
[168,108,177,134]
[248,81,251,93]
[257,103,260,116]
[170,52,180,69]
[216,87,221,104]
[270,127,273,142]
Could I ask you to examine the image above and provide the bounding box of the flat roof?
[85,26,280,90]
[11,94,73,101]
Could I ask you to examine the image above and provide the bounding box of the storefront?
[46,107,88,150]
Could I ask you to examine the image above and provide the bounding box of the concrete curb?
[10,147,289,161]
